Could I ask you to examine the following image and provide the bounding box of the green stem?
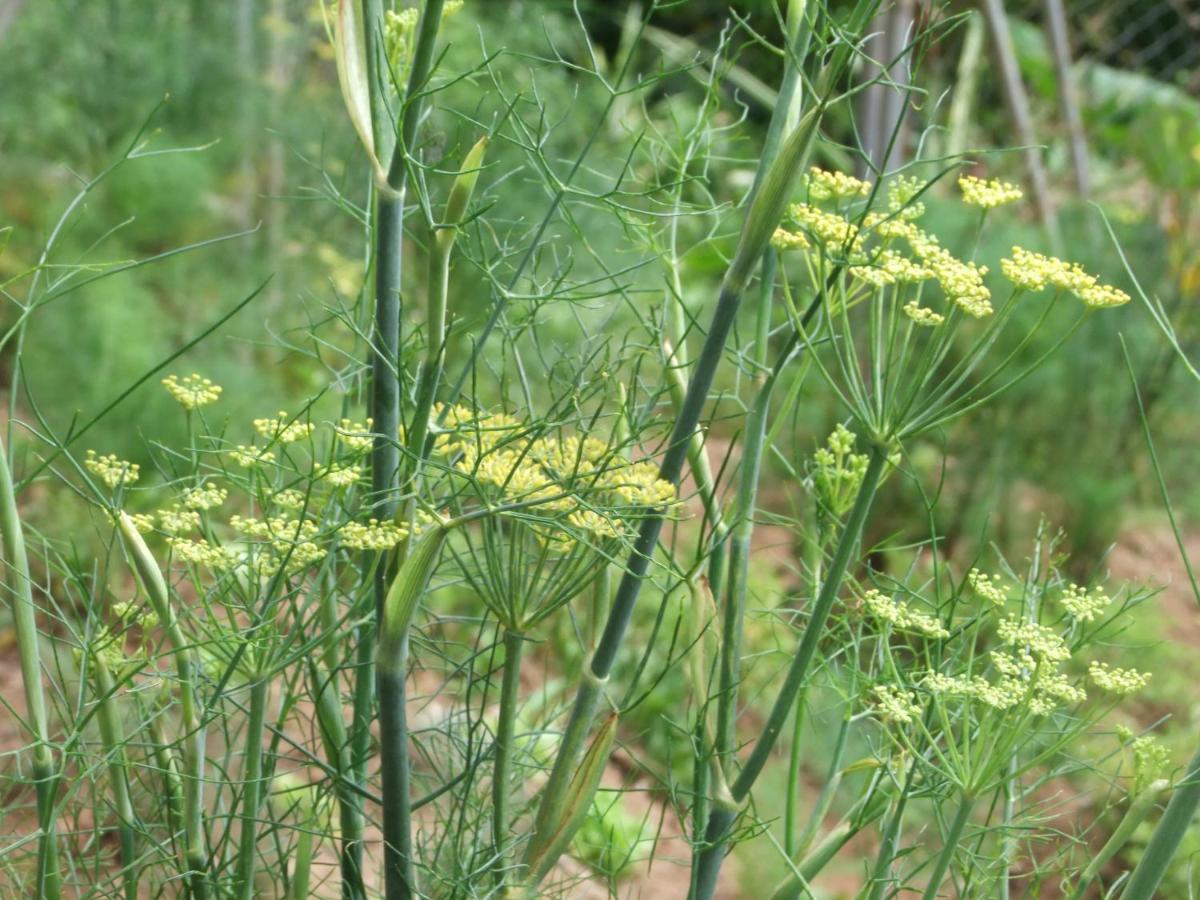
[525,669,606,868]
[235,674,270,900]
[364,3,446,895]
[93,659,138,900]
[1071,779,1168,900]
[146,708,184,872]
[378,644,415,900]
[492,629,525,886]
[714,345,780,775]
[783,690,807,859]
[310,662,365,900]
[118,515,209,900]
[0,438,60,900]
[691,446,887,900]
[1122,746,1200,900]
[920,796,974,900]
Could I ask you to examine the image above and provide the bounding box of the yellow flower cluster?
[910,237,992,317]
[924,670,1024,711]
[434,404,522,456]
[862,589,949,638]
[162,373,223,410]
[167,537,239,570]
[158,505,201,535]
[231,515,325,573]
[182,483,227,511]
[231,514,319,543]
[887,175,927,220]
[770,227,810,251]
[788,202,867,256]
[807,166,872,201]
[85,450,140,488]
[603,460,677,507]
[1089,661,1151,695]
[531,435,611,476]
[996,616,1070,663]
[272,489,308,510]
[335,418,375,453]
[567,508,623,539]
[340,519,407,551]
[967,568,1009,606]
[871,684,923,724]
[812,424,869,519]
[323,465,361,487]
[127,513,156,533]
[1000,247,1131,308]
[439,407,675,515]
[229,445,276,468]
[254,412,315,444]
[902,301,944,327]
[1061,584,1112,622]
[849,250,932,288]
[958,175,1024,209]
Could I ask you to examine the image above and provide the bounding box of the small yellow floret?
[162,373,222,410]
[958,175,1023,208]
[85,450,140,488]
[902,301,944,327]
[1089,661,1151,695]
[807,167,872,201]
[254,412,315,444]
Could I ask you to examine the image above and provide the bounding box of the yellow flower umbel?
[1089,661,1151,695]
[862,588,949,638]
[85,450,140,489]
[229,445,276,468]
[807,166,872,202]
[958,174,1023,209]
[254,412,315,444]
[162,373,222,410]
[182,483,227,511]
[335,418,375,453]
[1000,246,1131,309]
[902,300,944,327]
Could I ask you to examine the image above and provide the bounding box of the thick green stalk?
[920,796,974,900]
[361,4,447,895]
[492,629,525,885]
[524,668,606,877]
[530,100,828,865]
[310,663,366,900]
[119,514,209,900]
[0,438,60,899]
[714,354,779,774]
[377,654,414,900]
[1122,749,1200,899]
[1070,779,1167,900]
[376,526,449,900]
[783,693,806,859]
[691,446,887,900]
[713,0,807,780]
[93,659,138,900]
[146,708,185,869]
[234,674,270,900]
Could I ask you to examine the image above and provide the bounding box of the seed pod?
[118,512,172,628]
[377,525,448,674]
[523,712,619,890]
[436,135,488,254]
[331,0,386,182]
[725,103,823,295]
